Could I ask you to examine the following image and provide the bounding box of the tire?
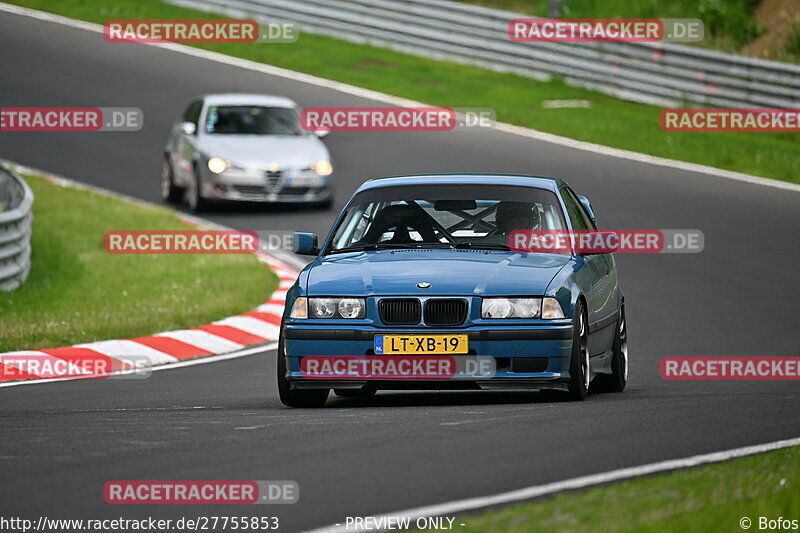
[334,385,377,398]
[592,305,628,393]
[161,157,183,203]
[276,333,328,408]
[546,301,589,401]
[186,164,209,212]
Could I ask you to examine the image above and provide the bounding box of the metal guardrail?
[0,166,33,292]
[170,0,800,108]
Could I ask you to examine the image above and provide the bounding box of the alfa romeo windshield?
[204,105,305,136]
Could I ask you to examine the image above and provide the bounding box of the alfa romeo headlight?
[481,298,541,319]
[308,297,365,319]
[207,157,229,174]
[312,160,333,176]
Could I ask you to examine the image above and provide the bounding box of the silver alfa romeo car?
[162,94,333,211]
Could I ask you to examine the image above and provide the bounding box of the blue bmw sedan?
[278,174,627,407]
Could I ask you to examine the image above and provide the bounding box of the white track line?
[304,436,800,533]
[0,343,278,388]
[0,2,798,194]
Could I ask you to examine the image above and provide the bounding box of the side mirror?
[180,122,196,135]
[292,232,319,256]
[314,129,330,139]
[577,194,596,224]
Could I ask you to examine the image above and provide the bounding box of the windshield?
[204,105,305,135]
[329,183,567,253]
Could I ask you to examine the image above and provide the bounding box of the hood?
[197,134,328,168]
[306,249,571,296]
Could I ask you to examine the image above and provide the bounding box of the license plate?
[374,334,468,355]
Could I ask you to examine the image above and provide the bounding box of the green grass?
[7,0,800,184]
[456,0,767,54]
[786,24,800,57]
[0,173,275,352]
[433,446,800,533]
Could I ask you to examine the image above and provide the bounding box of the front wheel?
[276,334,328,408]
[161,157,183,203]
[186,165,209,212]
[544,301,589,401]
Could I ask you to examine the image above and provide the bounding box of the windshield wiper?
[331,243,436,254]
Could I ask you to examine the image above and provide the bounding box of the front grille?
[265,170,283,191]
[424,299,467,326]
[379,298,421,325]
[232,185,268,195]
[231,185,311,196]
[279,187,311,196]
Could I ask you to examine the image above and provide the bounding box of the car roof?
[200,93,297,108]
[356,174,565,193]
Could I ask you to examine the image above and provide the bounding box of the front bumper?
[282,323,574,390]
[200,167,331,203]
[205,183,331,203]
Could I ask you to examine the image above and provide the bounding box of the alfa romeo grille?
[265,170,283,191]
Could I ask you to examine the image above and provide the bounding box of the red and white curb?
[0,253,298,383]
[0,160,302,385]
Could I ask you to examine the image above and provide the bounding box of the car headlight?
[312,160,333,176]
[307,297,365,319]
[289,297,308,318]
[541,297,566,319]
[207,157,229,174]
[482,298,541,318]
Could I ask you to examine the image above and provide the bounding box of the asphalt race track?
[1,11,799,533]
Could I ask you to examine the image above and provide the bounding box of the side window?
[561,188,593,230]
[332,203,380,249]
[568,188,597,230]
[349,203,379,244]
[182,100,202,128]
